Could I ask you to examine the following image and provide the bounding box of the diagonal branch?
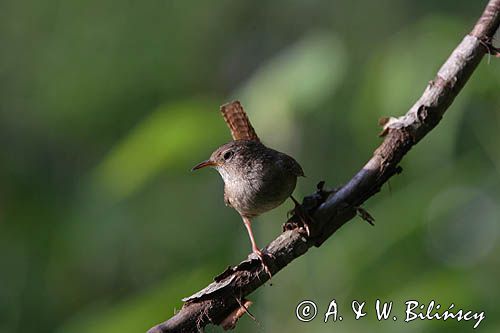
[148,1,500,332]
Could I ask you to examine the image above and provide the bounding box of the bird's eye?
[223,151,233,160]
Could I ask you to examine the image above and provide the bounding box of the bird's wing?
[220,101,260,142]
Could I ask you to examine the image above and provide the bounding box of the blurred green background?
[1,0,499,332]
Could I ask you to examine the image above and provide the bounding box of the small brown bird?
[192,101,304,273]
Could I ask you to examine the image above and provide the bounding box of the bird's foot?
[252,248,273,279]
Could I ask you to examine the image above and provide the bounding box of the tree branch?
[148,1,500,332]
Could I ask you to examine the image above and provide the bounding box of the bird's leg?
[242,216,261,254]
[242,216,272,278]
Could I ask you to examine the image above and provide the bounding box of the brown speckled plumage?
[220,101,260,142]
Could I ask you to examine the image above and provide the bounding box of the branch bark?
[148,1,500,332]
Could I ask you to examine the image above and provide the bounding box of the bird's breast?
[222,167,297,218]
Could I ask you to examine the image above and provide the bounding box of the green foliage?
[92,100,225,201]
[57,268,211,333]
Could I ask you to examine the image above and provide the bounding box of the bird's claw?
[252,248,273,279]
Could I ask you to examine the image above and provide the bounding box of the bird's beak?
[191,160,218,171]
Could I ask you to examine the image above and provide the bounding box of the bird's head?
[191,142,234,168]
[191,140,259,181]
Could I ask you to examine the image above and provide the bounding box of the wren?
[192,101,304,275]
